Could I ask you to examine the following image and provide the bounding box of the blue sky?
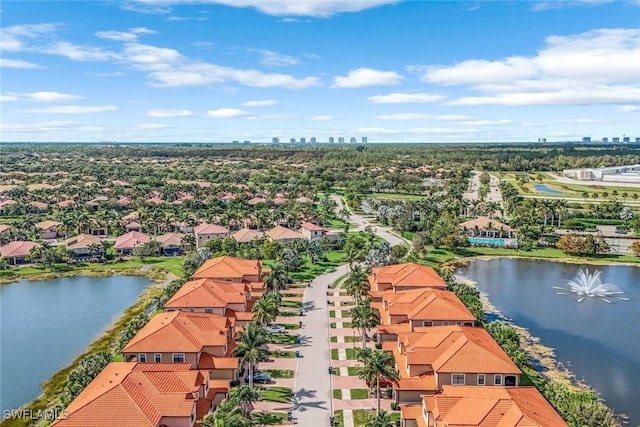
[1,0,639,143]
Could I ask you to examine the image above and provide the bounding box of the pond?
[457,258,639,424]
[0,275,151,413]
[533,184,562,194]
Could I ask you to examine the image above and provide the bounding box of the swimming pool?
[534,184,562,194]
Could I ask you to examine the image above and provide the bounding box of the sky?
[1,0,639,143]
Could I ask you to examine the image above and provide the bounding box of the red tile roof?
[66,233,103,250]
[369,263,447,292]
[114,231,150,250]
[192,256,263,281]
[0,241,39,258]
[266,225,304,241]
[300,222,326,231]
[194,223,228,235]
[459,216,512,231]
[165,278,248,309]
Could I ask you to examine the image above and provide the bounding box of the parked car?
[366,376,394,388]
[259,353,270,362]
[245,372,272,384]
[266,324,286,334]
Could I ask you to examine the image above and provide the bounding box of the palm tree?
[202,399,253,427]
[365,410,394,427]
[234,322,269,388]
[357,349,399,415]
[344,265,369,304]
[349,298,380,349]
[252,293,280,327]
[264,262,291,295]
[228,384,262,418]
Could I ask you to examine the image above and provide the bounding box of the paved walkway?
[292,264,349,425]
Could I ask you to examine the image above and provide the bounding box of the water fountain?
[553,268,629,303]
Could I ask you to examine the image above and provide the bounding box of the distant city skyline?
[1,1,639,143]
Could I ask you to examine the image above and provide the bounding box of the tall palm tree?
[264,263,291,295]
[202,399,253,427]
[365,410,394,427]
[234,322,269,388]
[357,349,399,415]
[228,384,262,418]
[344,265,369,304]
[349,298,380,349]
[252,293,280,327]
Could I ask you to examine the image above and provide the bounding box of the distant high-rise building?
[272,137,280,144]
[338,137,345,144]
[300,137,306,144]
[623,136,631,143]
[243,140,250,145]
[538,138,547,143]
[290,138,296,144]
[310,137,317,144]
[232,140,240,144]
[612,137,620,143]
[350,137,357,144]
[329,137,335,144]
[582,137,591,143]
[635,137,640,143]
[361,137,368,143]
[602,137,609,143]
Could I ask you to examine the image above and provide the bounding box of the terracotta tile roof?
[125,221,142,229]
[0,224,12,233]
[194,223,229,235]
[57,200,76,208]
[380,289,475,323]
[114,231,150,250]
[370,263,447,291]
[123,311,232,354]
[376,323,411,334]
[35,220,61,230]
[165,278,248,309]
[300,222,326,231]
[156,232,185,247]
[192,256,263,281]
[122,211,140,222]
[266,225,304,241]
[459,216,512,231]
[295,196,313,203]
[51,362,204,427]
[28,201,48,209]
[424,386,567,427]
[197,353,240,370]
[228,310,254,321]
[232,228,265,243]
[147,196,164,204]
[400,404,428,427]
[247,197,268,205]
[66,233,102,250]
[272,196,287,205]
[398,326,520,375]
[117,196,133,206]
[0,241,39,258]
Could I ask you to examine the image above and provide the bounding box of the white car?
[265,324,286,334]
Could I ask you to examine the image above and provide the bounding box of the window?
[173,353,185,363]
[452,374,465,385]
[138,353,146,362]
[456,321,462,326]
[154,353,162,363]
[204,308,214,313]
[494,374,503,385]
[442,321,449,326]
[463,322,474,327]
[505,375,517,386]
[422,321,433,327]
[190,308,195,312]
[477,374,486,385]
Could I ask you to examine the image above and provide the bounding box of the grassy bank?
[1,282,164,427]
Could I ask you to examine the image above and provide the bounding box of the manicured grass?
[352,410,371,426]
[333,389,342,399]
[330,335,360,343]
[331,348,357,360]
[366,192,427,200]
[281,300,302,308]
[268,350,296,358]
[331,273,347,289]
[251,411,289,425]
[282,323,301,330]
[280,292,301,297]
[278,310,299,317]
[333,410,344,427]
[261,369,294,379]
[330,322,353,328]
[268,334,299,345]
[260,386,292,403]
[348,366,362,376]
[349,389,369,399]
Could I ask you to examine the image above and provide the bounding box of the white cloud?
[242,100,278,107]
[122,0,399,17]
[376,113,435,121]
[250,49,300,67]
[368,92,446,103]
[556,118,610,124]
[246,114,296,120]
[423,57,537,86]
[1,95,19,102]
[0,23,58,52]
[95,27,156,42]
[206,108,250,118]
[333,68,402,88]
[454,119,513,125]
[17,91,85,102]
[122,43,182,67]
[48,41,118,61]
[0,58,44,69]
[137,123,172,129]
[0,120,78,132]
[617,105,640,112]
[531,0,615,12]
[309,115,335,121]
[19,105,118,114]
[146,109,195,117]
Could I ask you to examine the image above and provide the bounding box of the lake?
[533,184,562,194]
[457,258,640,424]
[0,275,151,413]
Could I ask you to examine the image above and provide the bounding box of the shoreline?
[444,253,640,269]
[0,265,170,286]
[0,270,170,427]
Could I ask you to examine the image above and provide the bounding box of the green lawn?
[331,273,347,289]
[268,334,299,345]
[251,411,289,425]
[333,389,342,399]
[260,369,294,379]
[330,336,360,343]
[330,322,353,328]
[349,389,369,399]
[348,366,362,376]
[333,410,344,427]
[281,300,302,308]
[268,350,296,358]
[260,386,292,403]
[331,348,358,360]
[282,323,301,330]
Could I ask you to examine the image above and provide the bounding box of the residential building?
[35,220,62,239]
[0,241,39,265]
[0,224,12,234]
[400,385,568,427]
[27,201,48,213]
[191,256,267,289]
[66,233,104,260]
[368,263,447,300]
[350,137,357,143]
[231,228,265,243]
[300,137,306,144]
[562,164,640,184]
[122,211,139,224]
[50,362,228,427]
[247,196,268,205]
[124,221,142,232]
[290,138,296,144]
[266,225,305,242]
[194,223,229,248]
[122,311,239,380]
[623,136,631,143]
[310,137,317,144]
[582,137,591,143]
[114,231,150,256]
[329,137,335,144]
[387,326,521,403]
[375,289,476,341]
[613,137,620,143]
[156,232,188,255]
[295,196,313,204]
[338,137,345,144]
[602,137,609,143]
[164,278,251,316]
[362,136,368,143]
[272,137,280,144]
[299,221,336,241]
[458,217,518,247]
